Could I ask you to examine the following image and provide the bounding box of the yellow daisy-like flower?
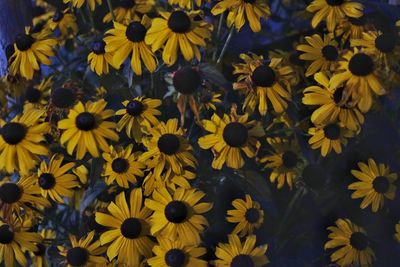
[0,215,43,267]
[233,53,294,116]
[351,30,400,67]
[395,223,400,242]
[330,48,386,113]
[308,122,353,157]
[8,28,57,80]
[63,0,102,10]
[145,186,212,245]
[96,189,154,266]
[211,0,270,32]
[24,76,52,106]
[103,0,155,23]
[88,40,115,76]
[226,194,264,237]
[58,231,107,267]
[198,112,265,169]
[145,10,212,65]
[199,90,222,111]
[306,0,363,32]
[105,17,157,75]
[348,158,397,212]
[148,237,208,267]
[36,154,79,203]
[0,107,49,174]
[335,15,368,42]
[325,218,375,266]
[30,229,56,267]
[58,100,119,160]
[102,144,146,188]
[259,137,301,189]
[214,234,269,267]
[140,118,197,176]
[302,72,364,131]
[115,96,161,142]
[47,9,78,37]
[296,34,339,76]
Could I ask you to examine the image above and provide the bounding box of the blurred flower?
[47,9,78,38]
[30,229,56,267]
[103,0,155,23]
[63,0,102,10]
[24,76,52,106]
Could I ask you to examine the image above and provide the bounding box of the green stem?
[106,0,116,21]
[216,26,235,64]
[216,13,225,39]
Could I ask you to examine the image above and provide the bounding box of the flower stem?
[216,13,225,39]
[216,26,235,64]
[106,0,116,21]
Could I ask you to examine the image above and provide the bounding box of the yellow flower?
[88,40,115,76]
[30,229,56,267]
[103,0,155,23]
[47,9,78,37]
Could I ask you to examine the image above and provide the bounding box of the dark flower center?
[34,243,47,256]
[91,41,106,55]
[75,112,96,131]
[372,176,390,194]
[375,33,396,53]
[111,158,129,173]
[168,11,191,33]
[165,249,186,267]
[348,53,374,76]
[322,45,338,61]
[126,100,144,116]
[51,87,77,108]
[96,189,117,202]
[158,134,180,155]
[120,0,135,8]
[243,0,256,3]
[165,200,188,223]
[231,254,254,267]
[350,232,368,251]
[349,16,367,26]
[282,151,298,168]
[25,86,42,103]
[333,87,345,104]
[173,66,202,95]
[323,124,340,140]
[245,208,260,223]
[125,22,147,42]
[66,247,89,266]
[53,10,64,22]
[223,122,248,147]
[251,65,276,87]
[0,225,14,244]
[15,34,34,51]
[200,93,212,103]
[1,122,27,145]
[120,218,142,239]
[0,183,23,204]
[38,173,56,190]
[326,0,344,6]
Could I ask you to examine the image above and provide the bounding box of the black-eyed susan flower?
[351,30,400,68]
[105,17,157,75]
[145,10,211,65]
[226,194,264,237]
[306,0,363,32]
[302,72,364,131]
[116,96,161,142]
[36,154,79,203]
[199,90,222,111]
[140,118,197,176]
[96,189,154,266]
[58,100,119,160]
[325,218,375,266]
[330,49,386,112]
[103,0,155,23]
[148,237,208,267]
[30,229,56,267]
[63,0,102,10]
[88,40,115,76]
[48,9,78,37]
[58,231,107,267]
[24,76,52,106]
[50,84,80,110]
[259,137,301,189]
[308,122,353,157]
[233,53,294,116]
[145,186,212,245]
[214,234,269,267]
[0,215,43,267]
[296,34,339,76]
[102,144,146,188]
[335,15,368,42]
[348,159,397,212]
[0,107,49,174]
[211,0,270,32]
[8,28,57,80]
[198,111,264,169]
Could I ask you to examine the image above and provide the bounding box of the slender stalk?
[106,0,116,22]
[216,26,235,64]
[216,13,225,39]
